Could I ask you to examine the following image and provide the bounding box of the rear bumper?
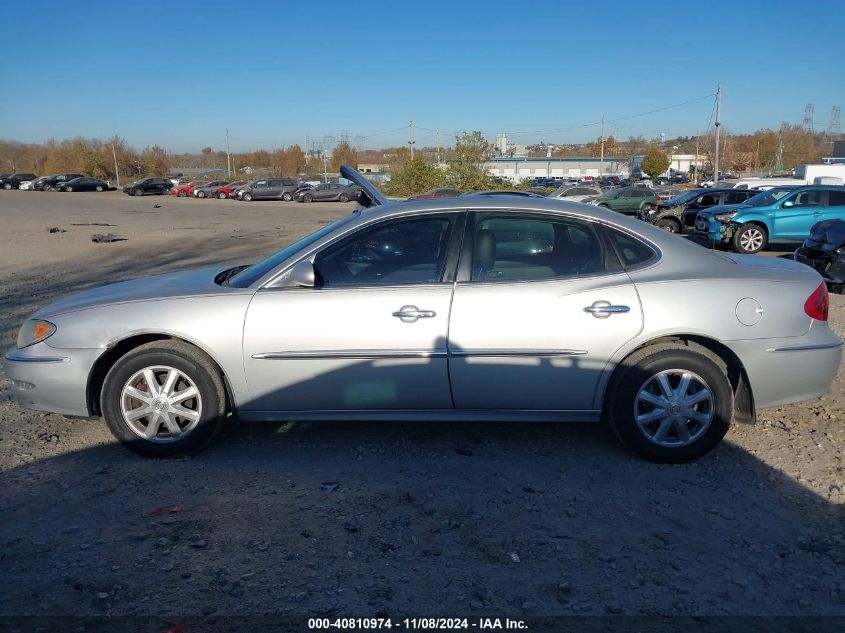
[729,325,843,408]
[4,345,103,417]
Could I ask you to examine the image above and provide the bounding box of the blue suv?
[695,185,845,253]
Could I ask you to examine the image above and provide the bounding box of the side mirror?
[290,260,315,287]
[782,200,794,208]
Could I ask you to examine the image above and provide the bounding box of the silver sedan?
[5,167,842,462]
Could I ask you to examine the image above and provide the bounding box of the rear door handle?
[584,300,630,319]
[392,305,436,323]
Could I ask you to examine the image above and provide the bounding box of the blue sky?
[2,0,843,153]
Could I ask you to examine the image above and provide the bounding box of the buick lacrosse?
[5,167,841,462]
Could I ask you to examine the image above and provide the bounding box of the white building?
[631,153,704,177]
[484,157,630,182]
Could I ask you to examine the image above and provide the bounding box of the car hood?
[807,219,845,246]
[33,266,243,318]
[340,164,387,207]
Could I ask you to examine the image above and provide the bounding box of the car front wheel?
[655,217,681,233]
[197,191,206,198]
[218,192,227,199]
[95,185,103,192]
[339,193,349,202]
[607,344,732,463]
[243,192,253,201]
[303,193,313,202]
[732,223,767,254]
[101,341,227,457]
[133,188,143,196]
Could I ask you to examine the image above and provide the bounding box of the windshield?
[228,215,358,287]
[745,187,796,207]
[663,190,704,206]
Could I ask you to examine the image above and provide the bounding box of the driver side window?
[314,216,453,288]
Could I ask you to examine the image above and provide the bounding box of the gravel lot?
[0,190,843,626]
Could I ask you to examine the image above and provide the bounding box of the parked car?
[239,178,299,201]
[794,219,845,292]
[19,179,36,190]
[122,177,173,196]
[646,188,758,233]
[694,185,845,253]
[585,186,658,215]
[192,181,229,198]
[409,188,463,200]
[55,177,109,192]
[460,190,546,198]
[547,186,603,202]
[170,181,208,197]
[214,180,246,199]
[295,182,357,203]
[36,173,85,191]
[5,165,841,463]
[0,173,38,190]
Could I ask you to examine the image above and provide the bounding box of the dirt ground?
[0,190,842,627]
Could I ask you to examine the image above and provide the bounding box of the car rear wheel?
[339,193,349,202]
[282,192,293,201]
[641,203,653,212]
[732,223,767,254]
[597,203,609,209]
[655,217,681,233]
[243,192,253,201]
[133,188,143,196]
[101,341,227,457]
[606,345,732,463]
[218,192,227,199]
[95,185,103,192]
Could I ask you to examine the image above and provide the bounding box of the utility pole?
[225,128,231,177]
[408,119,415,159]
[599,113,605,177]
[111,142,120,187]
[714,82,722,183]
[322,152,328,183]
[435,130,441,163]
[694,135,700,182]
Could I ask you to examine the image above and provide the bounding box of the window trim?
[262,211,467,292]
[456,209,653,285]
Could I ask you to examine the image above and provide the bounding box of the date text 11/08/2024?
[307,617,528,630]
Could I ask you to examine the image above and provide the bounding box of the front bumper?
[4,345,103,417]
[694,215,731,243]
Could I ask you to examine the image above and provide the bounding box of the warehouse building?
[485,157,630,182]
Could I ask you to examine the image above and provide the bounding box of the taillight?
[804,281,829,321]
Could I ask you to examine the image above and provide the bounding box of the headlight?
[17,319,56,349]
[713,212,737,222]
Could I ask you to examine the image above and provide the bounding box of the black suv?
[646,188,760,233]
[36,173,85,191]
[122,177,172,196]
[0,173,38,190]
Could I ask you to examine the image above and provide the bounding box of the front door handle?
[392,305,437,323]
[584,300,630,319]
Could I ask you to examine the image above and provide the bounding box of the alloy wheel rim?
[120,365,202,443]
[740,229,763,251]
[634,369,714,447]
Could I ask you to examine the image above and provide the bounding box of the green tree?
[446,131,496,190]
[384,156,447,197]
[331,141,359,171]
[141,145,169,176]
[641,147,670,180]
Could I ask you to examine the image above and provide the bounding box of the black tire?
[655,217,681,233]
[66,186,73,192]
[197,190,206,198]
[95,185,103,192]
[303,193,313,203]
[3,183,12,190]
[243,192,253,201]
[732,223,767,254]
[606,344,732,463]
[177,190,186,197]
[282,192,293,201]
[101,341,228,457]
[597,203,610,209]
[339,193,349,203]
[641,203,653,212]
[43,185,52,192]
[133,188,143,197]
[218,191,227,199]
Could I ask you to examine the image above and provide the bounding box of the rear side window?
[829,190,845,206]
[469,214,619,282]
[604,226,657,269]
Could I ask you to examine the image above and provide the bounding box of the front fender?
[730,212,772,233]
